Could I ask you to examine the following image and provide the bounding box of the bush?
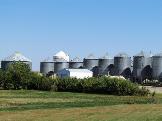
[56,77,82,92]
[28,72,57,91]
[56,76,149,96]
[0,62,149,96]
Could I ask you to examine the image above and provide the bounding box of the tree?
[0,69,5,89]
[4,62,31,89]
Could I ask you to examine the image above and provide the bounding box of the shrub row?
[0,62,150,96]
[55,77,149,96]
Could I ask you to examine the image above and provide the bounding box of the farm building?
[57,69,93,79]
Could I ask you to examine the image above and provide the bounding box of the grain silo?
[53,51,69,73]
[40,57,54,75]
[114,53,131,78]
[83,54,99,70]
[69,57,83,69]
[54,61,69,73]
[53,51,70,62]
[83,54,99,77]
[1,52,32,70]
[132,51,152,82]
[98,53,114,75]
[152,53,162,82]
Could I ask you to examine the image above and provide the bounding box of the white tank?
[53,51,69,62]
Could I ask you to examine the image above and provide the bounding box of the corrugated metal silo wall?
[40,62,54,75]
[114,57,131,76]
[69,62,83,69]
[133,56,144,79]
[152,56,162,81]
[83,59,99,70]
[54,62,69,73]
[98,59,114,75]
[1,61,32,70]
[145,57,152,66]
[133,56,152,81]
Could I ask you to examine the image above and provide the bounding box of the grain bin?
[53,51,69,62]
[83,54,99,70]
[152,53,162,82]
[132,51,152,82]
[40,57,54,75]
[69,57,83,69]
[114,53,131,78]
[53,51,70,73]
[1,52,32,70]
[83,54,99,76]
[98,53,114,75]
[54,61,69,73]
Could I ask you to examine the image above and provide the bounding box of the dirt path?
[144,86,162,93]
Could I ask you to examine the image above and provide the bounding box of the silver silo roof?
[100,53,112,59]
[85,54,97,59]
[71,57,82,62]
[115,53,129,57]
[42,57,54,62]
[134,51,152,57]
[153,52,162,57]
[3,52,31,62]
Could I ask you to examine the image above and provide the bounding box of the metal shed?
[57,68,93,79]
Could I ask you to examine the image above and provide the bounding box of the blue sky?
[0,0,162,70]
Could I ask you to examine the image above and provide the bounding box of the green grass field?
[0,90,162,121]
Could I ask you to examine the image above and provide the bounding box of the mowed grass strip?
[0,104,162,121]
[0,90,161,111]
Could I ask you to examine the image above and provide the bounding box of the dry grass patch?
[0,104,162,121]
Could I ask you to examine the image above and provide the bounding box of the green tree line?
[0,62,149,96]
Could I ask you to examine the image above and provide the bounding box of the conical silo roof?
[134,51,152,57]
[153,52,162,57]
[53,51,70,62]
[3,52,31,62]
[100,53,112,59]
[54,51,67,57]
[85,54,97,59]
[42,57,54,62]
[115,52,129,57]
[71,57,82,62]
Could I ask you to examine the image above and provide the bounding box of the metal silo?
[40,58,54,75]
[152,53,162,82]
[53,51,70,73]
[132,51,152,82]
[53,51,70,62]
[83,54,99,70]
[69,57,83,69]
[83,54,99,77]
[1,52,32,70]
[98,53,114,75]
[114,53,131,78]
[54,61,69,73]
